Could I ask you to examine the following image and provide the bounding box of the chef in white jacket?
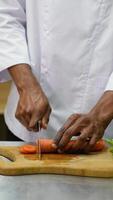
[0,0,113,152]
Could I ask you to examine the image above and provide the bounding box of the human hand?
[54,91,113,152]
[8,64,51,132]
[16,83,51,132]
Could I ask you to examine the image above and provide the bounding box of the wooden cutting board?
[0,146,113,177]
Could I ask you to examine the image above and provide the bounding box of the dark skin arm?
[8,64,51,132]
[54,91,113,152]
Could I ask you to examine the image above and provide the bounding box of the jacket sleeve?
[0,0,30,82]
[105,72,113,91]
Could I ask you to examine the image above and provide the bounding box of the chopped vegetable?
[105,138,113,146]
[105,138,113,155]
[19,145,37,154]
[19,139,106,154]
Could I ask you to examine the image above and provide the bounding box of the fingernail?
[42,124,47,129]
[45,124,47,129]
[52,143,57,149]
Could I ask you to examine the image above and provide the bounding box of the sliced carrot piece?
[19,145,37,154]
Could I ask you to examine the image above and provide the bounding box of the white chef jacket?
[0,0,113,142]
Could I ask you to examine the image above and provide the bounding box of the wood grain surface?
[0,82,11,114]
[0,146,113,177]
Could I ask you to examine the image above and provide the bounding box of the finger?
[57,123,81,149]
[24,114,31,126]
[57,121,93,149]
[17,116,33,131]
[41,107,51,129]
[23,112,39,132]
[24,114,35,131]
[15,104,31,130]
[84,132,99,153]
[15,108,28,128]
[29,112,42,131]
[54,114,81,145]
[74,125,93,151]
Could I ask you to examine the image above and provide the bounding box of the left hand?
[54,91,113,152]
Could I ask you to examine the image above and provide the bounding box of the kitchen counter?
[0,142,113,200]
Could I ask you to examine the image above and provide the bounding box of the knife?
[36,121,42,160]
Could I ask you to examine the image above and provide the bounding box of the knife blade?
[37,121,42,160]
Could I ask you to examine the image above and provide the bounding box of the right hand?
[8,64,51,132]
[16,84,51,132]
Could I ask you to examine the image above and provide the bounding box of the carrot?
[19,139,106,154]
[91,139,106,152]
[36,139,57,153]
[19,144,37,154]
[57,139,106,153]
